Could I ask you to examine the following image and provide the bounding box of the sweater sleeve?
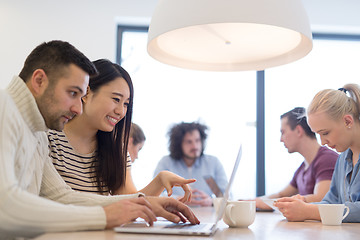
[0,92,138,239]
[0,94,102,238]
[40,152,142,206]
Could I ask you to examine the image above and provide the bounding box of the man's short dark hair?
[19,40,98,83]
[281,107,316,139]
[168,121,208,160]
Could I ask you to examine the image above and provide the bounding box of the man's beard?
[36,87,73,130]
[183,149,200,160]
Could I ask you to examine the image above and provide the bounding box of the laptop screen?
[212,144,242,227]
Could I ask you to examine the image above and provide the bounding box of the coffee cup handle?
[342,206,350,220]
[225,204,235,225]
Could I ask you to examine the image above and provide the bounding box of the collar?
[6,76,48,133]
[182,155,203,168]
[344,148,353,163]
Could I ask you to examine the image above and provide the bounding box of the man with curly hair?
[154,122,228,206]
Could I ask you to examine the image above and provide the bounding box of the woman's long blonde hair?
[308,84,360,122]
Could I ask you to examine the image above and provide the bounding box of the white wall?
[1,0,360,88]
[0,0,156,87]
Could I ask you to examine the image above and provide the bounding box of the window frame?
[117,25,360,196]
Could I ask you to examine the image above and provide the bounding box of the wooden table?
[34,206,360,240]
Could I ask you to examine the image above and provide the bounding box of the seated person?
[1,41,199,239]
[116,122,146,195]
[256,107,338,210]
[116,123,188,198]
[275,85,360,222]
[154,121,228,206]
[128,122,146,163]
[48,59,194,202]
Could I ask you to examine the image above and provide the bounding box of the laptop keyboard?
[164,223,206,230]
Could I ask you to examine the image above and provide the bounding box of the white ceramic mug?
[223,200,256,228]
[318,204,350,226]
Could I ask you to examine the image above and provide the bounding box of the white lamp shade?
[147,0,313,71]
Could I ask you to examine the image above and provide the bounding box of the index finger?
[179,179,196,184]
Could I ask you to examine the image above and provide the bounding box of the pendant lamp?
[147,0,313,71]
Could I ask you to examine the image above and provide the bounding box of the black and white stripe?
[47,130,131,195]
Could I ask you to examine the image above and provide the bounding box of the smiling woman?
[48,59,133,195]
[47,59,196,200]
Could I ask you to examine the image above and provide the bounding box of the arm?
[139,171,196,202]
[43,152,194,228]
[268,184,298,199]
[115,166,196,202]
[43,155,200,228]
[145,196,200,224]
[0,94,107,238]
[114,167,138,195]
[299,150,337,203]
[153,157,193,199]
[41,155,143,206]
[104,196,201,229]
[274,155,345,222]
[255,184,298,209]
[302,180,331,202]
[274,198,321,222]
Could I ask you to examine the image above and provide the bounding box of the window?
[118,26,360,198]
[119,26,257,199]
[265,35,360,194]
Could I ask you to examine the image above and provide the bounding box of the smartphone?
[256,207,274,212]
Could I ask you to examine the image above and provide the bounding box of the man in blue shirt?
[154,122,228,206]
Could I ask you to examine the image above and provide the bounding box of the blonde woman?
[275,84,360,223]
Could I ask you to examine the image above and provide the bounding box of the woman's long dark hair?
[90,59,133,195]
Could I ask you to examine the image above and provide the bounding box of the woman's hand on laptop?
[146,196,200,225]
[104,197,156,229]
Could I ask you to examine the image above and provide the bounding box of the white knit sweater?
[0,76,140,240]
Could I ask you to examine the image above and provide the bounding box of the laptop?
[114,144,242,236]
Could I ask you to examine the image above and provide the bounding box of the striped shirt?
[47,130,131,195]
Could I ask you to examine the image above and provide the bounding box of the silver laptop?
[114,144,242,236]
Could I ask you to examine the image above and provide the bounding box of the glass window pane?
[121,30,257,199]
[265,38,360,195]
